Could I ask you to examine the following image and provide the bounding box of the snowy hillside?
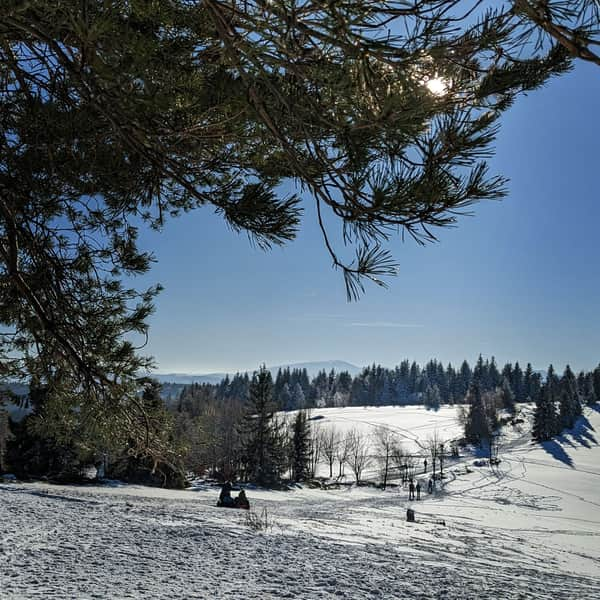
[304,404,464,452]
[2,405,600,599]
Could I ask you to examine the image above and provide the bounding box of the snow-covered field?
[306,405,464,451]
[2,405,600,599]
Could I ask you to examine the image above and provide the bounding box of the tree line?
[169,357,600,484]
[175,356,598,413]
[174,366,458,488]
[2,357,598,487]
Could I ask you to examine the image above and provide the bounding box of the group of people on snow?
[217,481,250,509]
[218,474,433,509]
[408,477,435,501]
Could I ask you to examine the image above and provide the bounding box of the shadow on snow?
[540,413,598,467]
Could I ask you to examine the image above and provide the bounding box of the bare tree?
[426,431,442,480]
[391,443,407,484]
[308,422,323,479]
[345,429,372,485]
[374,426,398,489]
[335,431,350,479]
[404,455,418,483]
[321,426,339,479]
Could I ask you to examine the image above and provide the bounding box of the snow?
[2,405,600,598]
[305,405,464,453]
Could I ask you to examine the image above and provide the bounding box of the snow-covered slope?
[2,405,600,599]
[305,404,465,452]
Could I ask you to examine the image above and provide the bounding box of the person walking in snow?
[416,481,421,501]
[408,480,415,501]
[424,459,428,474]
[428,478,433,494]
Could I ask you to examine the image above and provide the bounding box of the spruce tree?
[500,377,516,413]
[464,379,491,446]
[239,367,282,486]
[291,383,306,411]
[458,361,472,401]
[488,357,501,390]
[533,384,558,442]
[279,383,294,412]
[523,363,535,401]
[583,373,596,407]
[513,362,524,403]
[545,365,561,436]
[424,384,441,411]
[593,365,600,404]
[473,355,486,388]
[558,365,582,430]
[290,410,311,482]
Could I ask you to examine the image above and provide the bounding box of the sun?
[425,76,448,96]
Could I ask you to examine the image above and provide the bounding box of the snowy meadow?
[2,404,600,599]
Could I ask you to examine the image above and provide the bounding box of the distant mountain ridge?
[154,360,362,385]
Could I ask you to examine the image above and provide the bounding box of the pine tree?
[0,408,13,473]
[0,0,586,460]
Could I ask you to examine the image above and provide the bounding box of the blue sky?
[136,61,600,375]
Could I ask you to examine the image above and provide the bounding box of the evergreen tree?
[488,357,501,390]
[239,367,282,486]
[473,355,486,388]
[291,383,306,411]
[290,410,311,482]
[582,372,596,406]
[502,363,514,393]
[424,383,441,411]
[444,363,456,404]
[558,365,582,430]
[513,362,524,403]
[593,365,600,404]
[464,379,492,445]
[458,360,472,401]
[279,383,294,411]
[0,0,586,458]
[409,362,420,396]
[533,384,558,442]
[576,371,587,400]
[0,408,10,473]
[523,363,535,401]
[500,377,516,412]
[546,364,559,388]
[529,372,543,404]
[112,380,187,488]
